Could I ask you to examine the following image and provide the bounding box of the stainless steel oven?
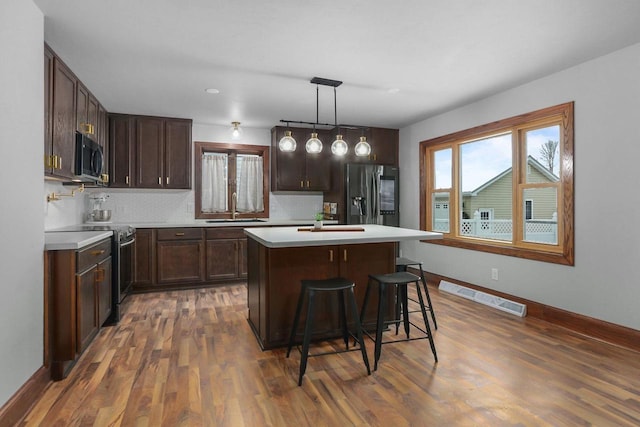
[113,226,135,322]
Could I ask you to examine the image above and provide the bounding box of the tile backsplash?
[80,189,324,224]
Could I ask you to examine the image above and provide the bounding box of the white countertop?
[244,224,443,248]
[45,231,113,251]
[92,219,339,228]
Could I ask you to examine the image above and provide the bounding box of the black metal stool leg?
[418,265,438,330]
[414,279,438,362]
[298,289,316,386]
[338,289,349,349]
[374,281,387,371]
[347,287,371,375]
[287,284,306,358]
[399,283,410,338]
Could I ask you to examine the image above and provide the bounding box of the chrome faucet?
[231,192,237,219]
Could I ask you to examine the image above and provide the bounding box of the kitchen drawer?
[206,228,245,239]
[77,238,111,273]
[157,227,203,241]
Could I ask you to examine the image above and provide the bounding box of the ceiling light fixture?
[230,121,242,139]
[279,77,372,157]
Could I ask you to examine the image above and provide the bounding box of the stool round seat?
[286,277,371,386]
[370,271,421,285]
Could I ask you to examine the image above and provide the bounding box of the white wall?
[399,42,640,330]
[0,0,45,407]
[85,123,323,225]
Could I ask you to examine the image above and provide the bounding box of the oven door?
[119,237,135,301]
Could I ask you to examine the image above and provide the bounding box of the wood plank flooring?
[21,283,640,426]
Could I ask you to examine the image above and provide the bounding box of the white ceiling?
[34,0,640,130]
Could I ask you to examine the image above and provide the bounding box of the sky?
[434,125,560,192]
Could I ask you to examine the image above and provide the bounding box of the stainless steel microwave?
[75,131,103,181]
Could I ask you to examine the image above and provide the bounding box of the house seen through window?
[420,102,574,265]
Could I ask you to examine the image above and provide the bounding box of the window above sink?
[194,142,269,220]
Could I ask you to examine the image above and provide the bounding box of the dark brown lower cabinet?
[49,237,112,380]
[134,227,249,291]
[246,239,396,350]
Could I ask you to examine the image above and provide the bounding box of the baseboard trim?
[423,271,640,353]
[0,366,50,426]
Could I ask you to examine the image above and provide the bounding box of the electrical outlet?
[491,268,499,281]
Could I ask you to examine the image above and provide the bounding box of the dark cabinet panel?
[76,266,98,354]
[50,57,76,179]
[109,114,192,189]
[271,126,331,191]
[206,239,239,280]
[97,257,112,326]
[44,46,54,175]
[136,117,165,188]
[157,240,205,284]
[109,114,134,187]
[134,229,154,286]
[164,119,192,189]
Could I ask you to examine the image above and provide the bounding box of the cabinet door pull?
[329,249,334,262]
[58,156,61,169]
[158,177,162,185]
[95,268,104,283]
[306,180,310,188]
[343,249,347,262]
[166,176,170,185]
[300,181,304,188]
[125,175,129,185]
[91,249,105,256]
[175,232,185,236]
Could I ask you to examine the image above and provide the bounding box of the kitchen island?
[244,224,442,349]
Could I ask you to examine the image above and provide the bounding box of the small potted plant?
[314,212,324,230]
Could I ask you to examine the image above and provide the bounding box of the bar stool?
[360,271,438,371]
[396,257,437,329]
[286,277,371,386]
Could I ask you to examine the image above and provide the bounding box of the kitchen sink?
[206,219,268,223]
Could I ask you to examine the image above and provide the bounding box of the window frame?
[194,141,270,220]
[419,102,574,265]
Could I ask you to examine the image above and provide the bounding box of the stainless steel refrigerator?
[345,163,399,226]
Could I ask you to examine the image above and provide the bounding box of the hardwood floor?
[21,283,640,426]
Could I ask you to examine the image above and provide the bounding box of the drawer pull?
[175,232,185,236]
[91,250,105,256]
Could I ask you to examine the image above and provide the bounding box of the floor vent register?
[439,280,527,317]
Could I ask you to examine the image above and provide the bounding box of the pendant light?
[278,123,297,152]
[330,87,348,156]
[305,85,323,154]
[354,135,372,157]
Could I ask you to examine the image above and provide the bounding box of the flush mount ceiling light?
[279,77,371,157]
[230,121,242,139]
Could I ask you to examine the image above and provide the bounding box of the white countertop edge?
[244,224,443,248]
[50,219,340,229]
[45,231,113,251]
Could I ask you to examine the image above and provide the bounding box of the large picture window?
[420,102,574,265]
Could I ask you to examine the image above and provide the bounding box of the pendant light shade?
[331,134,348,156]
[354,136,372,157]
[305,132,322,154]
[278,130,297,152]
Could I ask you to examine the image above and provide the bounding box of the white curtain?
[201,153,227,212]
[236,155,264,212]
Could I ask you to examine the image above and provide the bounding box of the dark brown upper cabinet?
[271,126,332,192]
[109,113,192,189]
